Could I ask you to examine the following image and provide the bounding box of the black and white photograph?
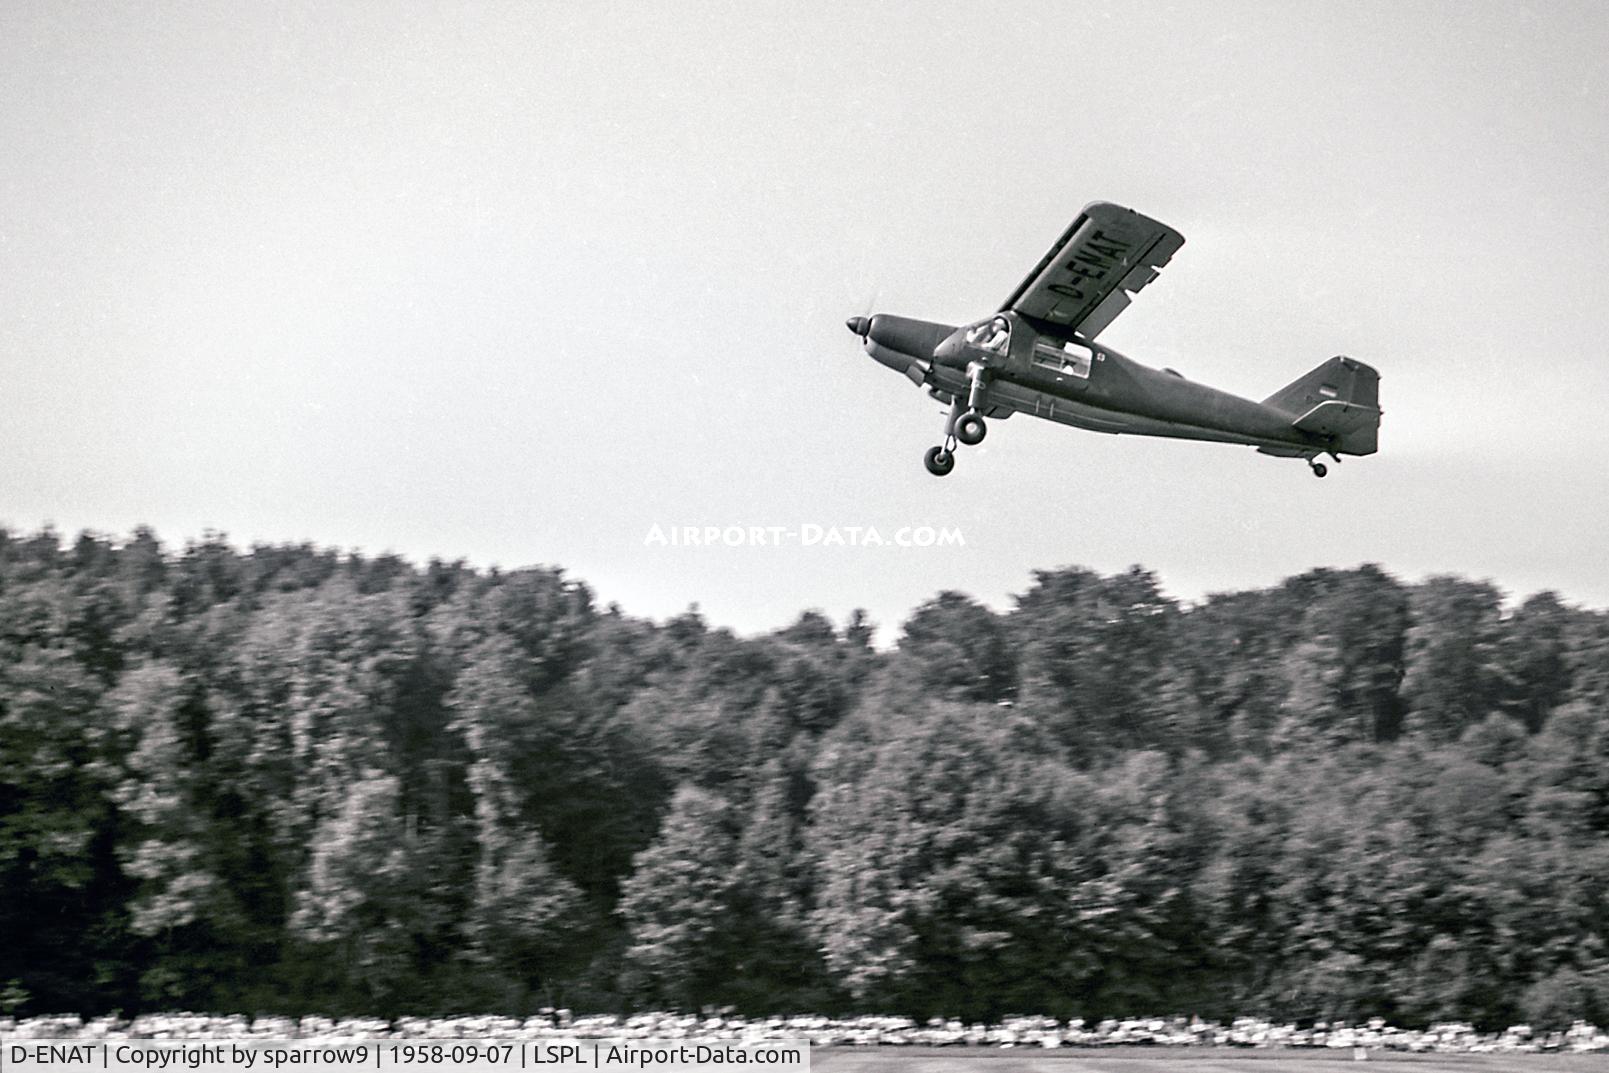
[3,2,1608,1069]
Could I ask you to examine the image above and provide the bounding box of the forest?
[1,527,1607,1031]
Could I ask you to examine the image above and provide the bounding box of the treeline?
[2,528,1608,1029]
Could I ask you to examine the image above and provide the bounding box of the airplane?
[847,201,1381,477]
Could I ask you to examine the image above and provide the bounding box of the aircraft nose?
[846,316,870,338]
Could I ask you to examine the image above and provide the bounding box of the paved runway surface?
[812,1048,1608,1072]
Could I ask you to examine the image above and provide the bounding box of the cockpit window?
[964,317,1011,356]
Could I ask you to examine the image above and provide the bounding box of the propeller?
[844,283,879,339]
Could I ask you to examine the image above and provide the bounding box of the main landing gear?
[925,408,986,477]
[923,365,989,477]
[924,444,956,476]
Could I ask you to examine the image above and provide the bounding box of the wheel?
[923,446,955,476]
[1311,462,1328,478]
[955,412,987,446]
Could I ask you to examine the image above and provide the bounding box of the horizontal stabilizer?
[1292,399,1379,438]
[1263,355,1382,456]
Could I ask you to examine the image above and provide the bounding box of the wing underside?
[1001,202,1185,341]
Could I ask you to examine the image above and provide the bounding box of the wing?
[1001,201,1185,341]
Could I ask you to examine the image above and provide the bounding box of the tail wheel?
[924,446,955,476]
[955,412,987,446]
[1311,462,1328,478]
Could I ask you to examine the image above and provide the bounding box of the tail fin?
[1262,356,1381,456]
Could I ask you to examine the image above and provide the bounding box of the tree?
[447,637,590,1005]
[1012,567,1176,758]
[0,644,130,1012]
[617,786,741,1009]
[290,771,443,1011]
[1401,578,1505,741]
[462,833,584,1009]
[1495,592,1574,731]
[108,662,219,938]
[1521,966,1609,1032]
[9,524,1609,1025]
[452,635,664,906]
[726,759,836,1010]
[1169,589,1296,755]
[102,660,265,1006]
[1274,566,1408,748]
[806,704,1180,1019]
[889,592,1015,705]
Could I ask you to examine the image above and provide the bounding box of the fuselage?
[856,311,1336,456]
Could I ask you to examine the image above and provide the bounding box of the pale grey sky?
[4,1,1607,637]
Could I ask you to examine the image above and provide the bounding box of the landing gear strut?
[922,366,992,476]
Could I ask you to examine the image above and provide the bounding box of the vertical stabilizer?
[1263,356,1381,456]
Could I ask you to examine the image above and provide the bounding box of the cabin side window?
[1032,339,1093,379]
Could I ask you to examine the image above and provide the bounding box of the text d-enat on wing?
[1002,201,1186,341]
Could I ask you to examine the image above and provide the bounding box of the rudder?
[1262,356,1381,456]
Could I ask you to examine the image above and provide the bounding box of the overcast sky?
[4,1,1607,640]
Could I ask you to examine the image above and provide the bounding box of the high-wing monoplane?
[847,202,1381,477]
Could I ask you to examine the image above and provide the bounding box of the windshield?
[964,317,1011,356]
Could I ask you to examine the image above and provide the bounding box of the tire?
[955,412,987,446]
[924,446,955,476]
[1312,462,1328,478]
